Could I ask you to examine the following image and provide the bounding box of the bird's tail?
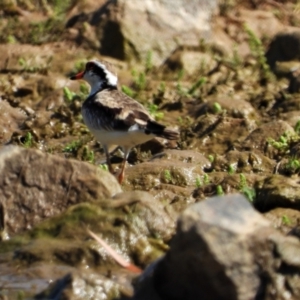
[145,120,179,140]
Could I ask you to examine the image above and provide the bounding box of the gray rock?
[144,194,300,300]
[154,194,269,300]
[67,0,218,65]
[0,146,121,234]
[35,269,122,300]
[266,31,300,70]
[255,174,300,212]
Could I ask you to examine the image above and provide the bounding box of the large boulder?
[133,194,300,300]
[66,0,218,65]
[0,146,121,234]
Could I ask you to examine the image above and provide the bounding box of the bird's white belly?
[90,128,154,148]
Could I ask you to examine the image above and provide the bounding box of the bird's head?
[70,60,118,94]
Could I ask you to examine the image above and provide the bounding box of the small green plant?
[164,170,172,183]
[282,215,292,225]
[203,173,210,184]
[268,131,298,155]
[285,157,300,173]
[145,50,153,72]
[79,83,89,96]
[176,83,188,96]
[99,164,109,171]
[121,85,136,97]
[18,57,34,72]
[239,173,247,189]
[244,24,271,81]
[82,146,95,163]
[195,176,202,188]
[7,35,17,44]
[148,103,164,121]
[228,164,236,174]
[132,70,147,91]
[73,59,87,73]
[177,69,185,81]
[159,82,166,94]
[239,173,256,202]
[213,102,222,114]
[295,120,300,134]
[22,132,33,148]
[188,77,207,95]
[63,86,76,102]
[231,44,242,67]
[216,185,224,195]
[63,140,82,153]
[208,155,215,163]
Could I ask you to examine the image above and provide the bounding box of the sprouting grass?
[188,77,207,95]
[148,103,164,121]
[295,120,300,134]
[268,131,299,155]
[99,164,109,171]
[285,157,300,173]
[282,215,292,225]
[213,102,222,114]
[228,164,236,174]
[22,132,33,148]
[63,86,77,102]
[132,70,147,91]
[244,24,272,81]
[63,140,82,153]
[195,176,202,188]
[203,173,210,184]
[121,85,136,97]
[82,146,95,163]
[208,155,214,163]
[145,50,153,73]
[64,83,89,102]
[239,173,256,202]
[164,170,172,183]
[216,185,224,195]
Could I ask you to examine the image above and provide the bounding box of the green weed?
[195,176,202,188]
[145,50,153,72]
[244,24,271,81]
[239,173,256,202]
[22,132,33,148]
[148,103,164,121]
[228,164,236,174]
[285,157,300,173]
[295,120,300,134]
[99,164,109,171]
[164,170,172,183]
[203,173,210,184]
[216,185,224,195]
[121,85,136,97]
[188,77,207,95]
[213,102,222,114]
[208,155,215,163]
[63,140,82,153]
[63,86,77,102]
[82,146,95,163]
[282,215,292,225]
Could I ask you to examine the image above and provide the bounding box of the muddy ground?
[1,0,300,299]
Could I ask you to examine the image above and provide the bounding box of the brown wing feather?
[83,89,179,140]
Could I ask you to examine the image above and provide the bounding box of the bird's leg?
[103,145,114,174]
[118,148,130,184]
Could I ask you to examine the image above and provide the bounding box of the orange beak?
[70,71,84,80]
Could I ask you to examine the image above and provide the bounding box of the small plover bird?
[70,60,179,183]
